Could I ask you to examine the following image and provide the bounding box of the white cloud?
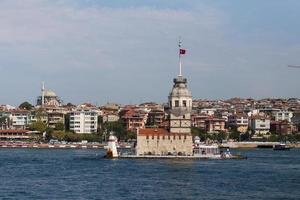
[0,0,299,105]
[0,0,226,72]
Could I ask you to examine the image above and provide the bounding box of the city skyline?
[1,0,300,106]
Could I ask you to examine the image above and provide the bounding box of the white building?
[200,108,216,116]
[249,116,270,135]
[102,114,119,123]
[8,110,30,129]
[274,110,293,122]
[69,109,98,134]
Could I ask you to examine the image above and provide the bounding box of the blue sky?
[0,0,299,106]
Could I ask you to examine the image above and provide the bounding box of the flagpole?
[179,38,182,76]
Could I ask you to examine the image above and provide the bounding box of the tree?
[240,132,251,141]
[191,127,208,141]
[54,122,65,131]
[0,116,9,129]
[229,130,240,141]
[29,120,47,133]
[209,131,227,143]
[19,101,33,110]
[101,120,136,141]
[66,102,75,107]
[64,114,70,131]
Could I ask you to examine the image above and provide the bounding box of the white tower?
[106,132,118,158]
[168,39,192,134]
[41,81,45,107]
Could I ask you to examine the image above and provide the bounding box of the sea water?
[0,148,299,200]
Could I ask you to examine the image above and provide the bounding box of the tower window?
[183,100,187,107]
[175,100,179,107]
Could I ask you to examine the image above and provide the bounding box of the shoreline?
[0,143,105,149]
[0,142,299,149]
[219,141,300,149]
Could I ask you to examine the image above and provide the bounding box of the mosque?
[136,41,193,156]
[36,82,62,107]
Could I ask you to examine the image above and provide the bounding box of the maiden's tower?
[136,40,193,156]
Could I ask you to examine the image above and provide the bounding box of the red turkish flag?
[179,49,186,55]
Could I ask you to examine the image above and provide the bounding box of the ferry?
[193,144,233,159]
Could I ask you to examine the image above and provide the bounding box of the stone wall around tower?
[136,128,193,156]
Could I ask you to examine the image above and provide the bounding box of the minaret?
[168,39,192,134]
[41,81,45,107]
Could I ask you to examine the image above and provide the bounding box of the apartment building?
[69,109,98,134]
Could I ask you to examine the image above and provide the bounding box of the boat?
[273,143,291,151]
[193,144,241,159]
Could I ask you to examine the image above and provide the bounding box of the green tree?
[51,131,66,140]
[191,127,208,141]
[45,127,54,141]
[54,122,65,131]
[240,132,251,141]
[229,130,240,141]
[66,102,75,107]
[209,131,227,143]
[101,120,138,141]
[64,114,70,131]
[19,101,33,110]
[0,116,9,129]
[29,120,47,133]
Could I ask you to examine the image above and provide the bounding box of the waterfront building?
[292,112,300,129]
[69,108,98,134]
[146,109,165,127]
[270,120,298,135]
[249,115,271,136]
[42,106,67,128]
[8,109,30,130]
[47,112,65,128]
[121,108,148,131]
[228,114,249,133]
[29,109,48,124]
[192,114,209,130]
[273,110,293,122]
[205,117,226,133]
[136,40,193,156]
[0,129,39,141]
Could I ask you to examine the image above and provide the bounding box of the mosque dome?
[44,90,57,97]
